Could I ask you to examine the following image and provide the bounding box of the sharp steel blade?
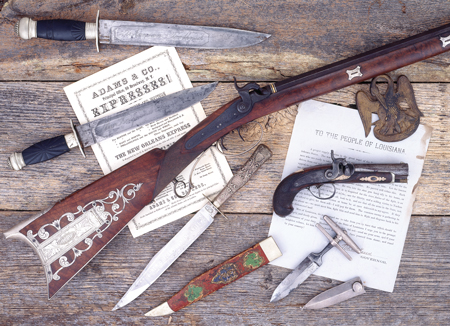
[98,20,270,49]
[76,82,217,147]
[303,277,365,310]
[270,256,319,303]
[112,202,218,311]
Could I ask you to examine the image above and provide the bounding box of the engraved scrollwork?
[38,228,50,240]
[28,183,143,283]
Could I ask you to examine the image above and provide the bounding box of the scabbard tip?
[145,302,174,317]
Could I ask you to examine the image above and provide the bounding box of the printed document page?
[268,100,432,292]
[64,46,232,237]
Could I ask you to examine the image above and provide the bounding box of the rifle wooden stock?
[5,22,450,298]
[273,163,409,217]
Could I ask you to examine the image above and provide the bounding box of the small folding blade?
[76,82,217,147]
[303,277,365,309]
[99,20,271,49]
[112,203,217,310]
[270,256,319,303]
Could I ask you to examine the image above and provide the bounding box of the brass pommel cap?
[15,17,37,40]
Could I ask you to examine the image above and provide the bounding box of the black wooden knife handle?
[15,17,97,41]
[37,19,86,41]
[7,135,72,170]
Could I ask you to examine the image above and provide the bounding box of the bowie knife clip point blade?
[303,276,366,310]
[270,215,362,303]
[14,10,270,52]
[7,82,218,170]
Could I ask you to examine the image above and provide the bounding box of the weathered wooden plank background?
[1,1,450,325]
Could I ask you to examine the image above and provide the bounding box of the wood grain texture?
[0,1,449,82]
[1,212,449,325]
[2,1,450,325]
[1,82,449,215]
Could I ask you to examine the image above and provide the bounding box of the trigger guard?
[307,184,336,200]
[173,179,192,198]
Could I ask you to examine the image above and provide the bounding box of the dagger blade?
[112,203,217,311]
[99,20,271,49]
[76,82,218,147]
[270,256,319,303]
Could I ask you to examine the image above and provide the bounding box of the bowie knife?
[113,144,272,310]
[7,82,217,170]
[15,11,270,51]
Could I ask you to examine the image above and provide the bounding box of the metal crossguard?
[316,216,362,260]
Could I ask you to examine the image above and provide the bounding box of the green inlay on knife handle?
[166,237,282,313]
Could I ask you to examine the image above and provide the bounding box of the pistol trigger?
[307,184,336,200]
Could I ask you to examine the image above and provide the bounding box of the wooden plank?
[0,82,449,215]
[1,211,449,325]
[1,1,450,82]
[2,1,450,324]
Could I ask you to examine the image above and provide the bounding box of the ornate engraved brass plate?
[356,75,423,142]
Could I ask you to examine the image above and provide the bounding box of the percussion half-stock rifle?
[5,22,450,298]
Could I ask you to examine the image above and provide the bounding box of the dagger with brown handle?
[5,21,450,299]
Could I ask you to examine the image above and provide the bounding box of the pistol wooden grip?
[273,166,330,217]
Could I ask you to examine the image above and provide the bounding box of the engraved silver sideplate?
[6,183,142,286]
[440,35,450,48]
[98,20,271,49]
[346,66,363,80]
